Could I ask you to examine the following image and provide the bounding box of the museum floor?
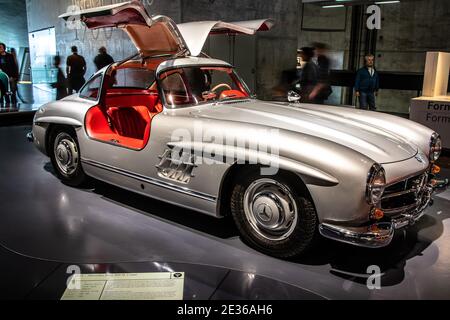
[1,125,449,300]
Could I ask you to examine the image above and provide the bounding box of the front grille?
[380,173,427,215]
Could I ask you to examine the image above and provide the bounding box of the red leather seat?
[107,106,150,140]
[86,91,162,150]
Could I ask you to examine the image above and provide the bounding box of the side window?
[111,68,155,89]
[160,71,192,106]
[79,75,102,101]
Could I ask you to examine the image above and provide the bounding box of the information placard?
[61,272,184,300]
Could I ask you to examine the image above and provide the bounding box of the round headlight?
[366,164,386,205]
[430,133,442,162]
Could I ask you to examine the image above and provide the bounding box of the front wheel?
[230,171,318,258]
[50,127,88,187]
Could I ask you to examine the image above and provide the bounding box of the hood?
[59,1,274,57]
[192,101,418,164]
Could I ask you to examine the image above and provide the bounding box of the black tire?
[230,169,318,258]
[49,127,88,187]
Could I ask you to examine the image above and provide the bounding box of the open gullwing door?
[59,1,187,57]
[177,19,275,56]
[59,1,274,57]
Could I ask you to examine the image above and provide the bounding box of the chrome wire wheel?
[53,132,79,176]
[243,178,298,241]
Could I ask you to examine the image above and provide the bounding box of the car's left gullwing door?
[59,0,187,57]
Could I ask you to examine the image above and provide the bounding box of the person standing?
[0,43,19,104]
[51,56,68,100]
[94,46,114,71]
[296,47,319,103]
[66,46,86,93]
[310,42,333,104]
[355,54,379,111]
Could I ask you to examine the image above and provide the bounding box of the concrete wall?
[376,0,450,113]
[299,0,450,113]
[0,0,29,67]
[298,5,353,105]
[298,5,353,68]
[25,0,298,99]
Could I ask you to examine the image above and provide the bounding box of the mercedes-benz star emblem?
[256,203,273,222]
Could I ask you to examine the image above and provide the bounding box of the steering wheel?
[212,83,232,92]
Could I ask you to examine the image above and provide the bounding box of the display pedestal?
[410,96,450,148]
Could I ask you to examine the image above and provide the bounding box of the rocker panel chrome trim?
[81,158,217,203]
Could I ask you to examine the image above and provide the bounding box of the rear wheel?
[50,127,88,187]
[230,170,318,258]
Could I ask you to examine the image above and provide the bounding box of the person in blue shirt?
[355,54,379,111]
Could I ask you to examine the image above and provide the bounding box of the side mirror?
[287,90,301,103]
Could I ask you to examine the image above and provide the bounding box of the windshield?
[158,66,250,108]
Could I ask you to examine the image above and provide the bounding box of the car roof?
[88,56,233,82]
[156,57,232,74]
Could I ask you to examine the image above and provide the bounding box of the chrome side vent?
[156,147,197,184]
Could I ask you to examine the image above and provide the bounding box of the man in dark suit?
[355,54,379,111]
[66,46,86,93]
[94,46,114,71]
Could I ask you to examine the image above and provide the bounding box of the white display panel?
[28,27,57,84]
[410,96,450,148]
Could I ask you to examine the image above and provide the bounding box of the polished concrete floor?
[0,83,54,113]
[0,125,449,300]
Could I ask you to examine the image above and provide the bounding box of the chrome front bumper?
[319,186,433,248]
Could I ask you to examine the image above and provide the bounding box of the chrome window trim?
[155,64,250,110]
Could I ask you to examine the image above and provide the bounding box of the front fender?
[167,140,339,186]
[34,116,83,127]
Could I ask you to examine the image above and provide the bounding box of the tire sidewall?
[50,127,87,187]
[231,168,317,258]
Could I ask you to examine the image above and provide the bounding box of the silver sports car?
[28,1,443,258]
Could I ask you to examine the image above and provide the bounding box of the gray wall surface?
[24,0,450,110]
[375,0,450,113]
[25,0,298,99]
[298,0,450,113]
[0,0,29,68]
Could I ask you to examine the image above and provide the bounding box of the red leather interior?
[219,90,248,99]
[86,90,162,150]
[107,106,150,140]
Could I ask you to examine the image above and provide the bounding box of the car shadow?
[91,178,239,239]
[293,212,446,287]
[43,161,449,287]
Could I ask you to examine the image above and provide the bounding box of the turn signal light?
[370,208,384,220]
[431,165,441,175]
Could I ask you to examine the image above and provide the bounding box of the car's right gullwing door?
[59,1,187,57]
[177,19,275,56]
